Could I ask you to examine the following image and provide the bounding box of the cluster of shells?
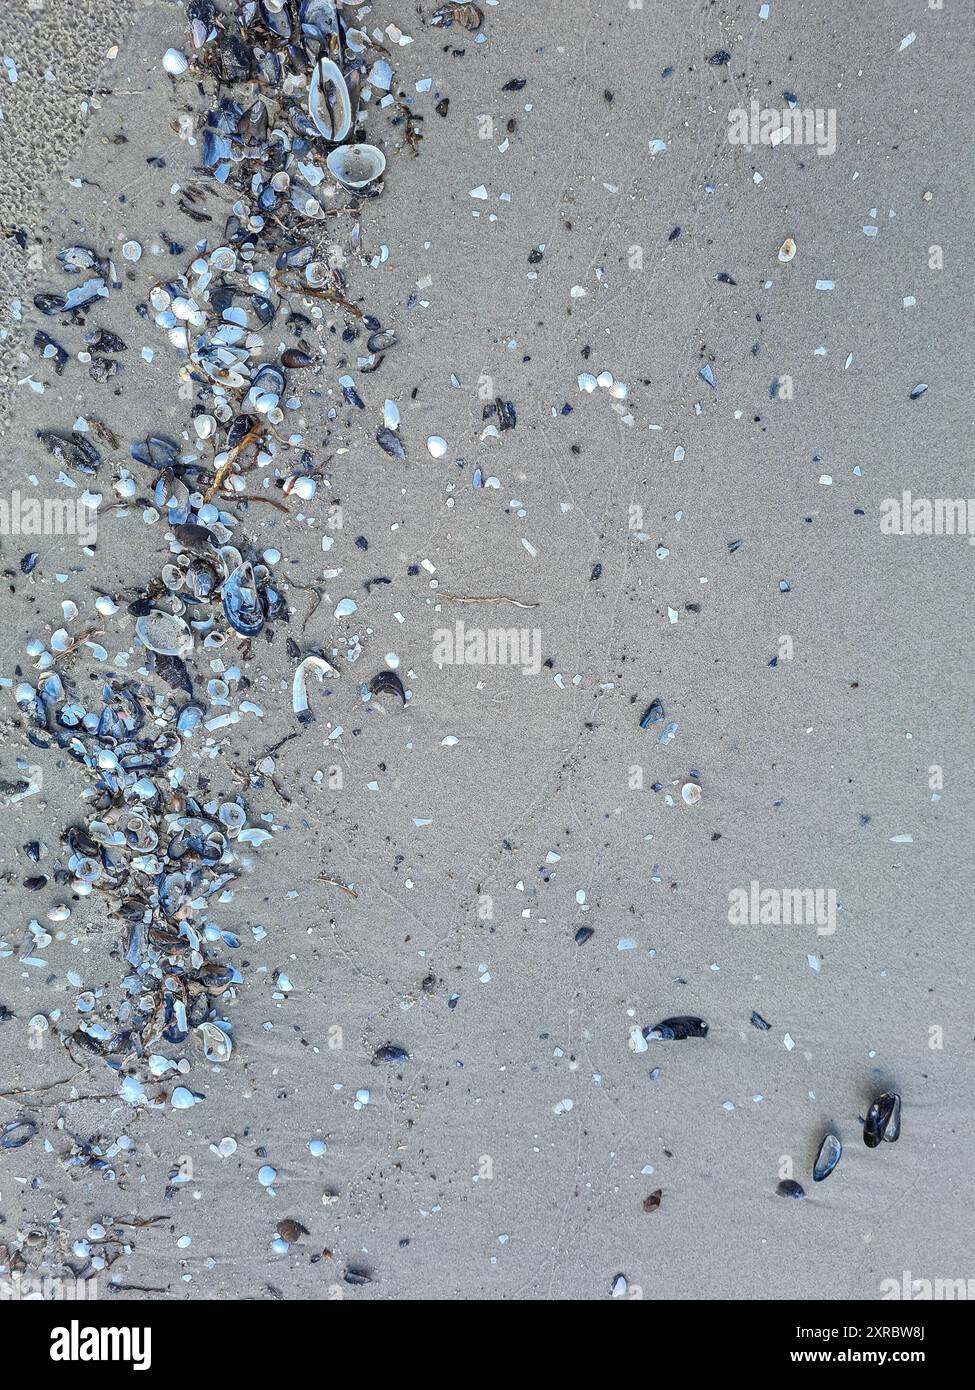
[13,662,268,1091]
[9,0,405,1106]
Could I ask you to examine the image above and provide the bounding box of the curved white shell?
[135,610,194,657]
[196,1021,232,1064]
[293,654,338,716]
[308,58,352,143]
[326,142,386,190]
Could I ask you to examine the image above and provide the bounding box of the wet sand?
[0,1,972,1300]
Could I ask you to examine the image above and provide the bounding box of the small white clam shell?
[135,610,194,657]
[325,142,386,190]
[163,48,189,76]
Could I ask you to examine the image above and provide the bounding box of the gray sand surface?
[0,0,972,1301]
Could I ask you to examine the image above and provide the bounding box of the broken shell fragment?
[196,1021,233,1063]
[135,609,194,657]
[326,142,386,190]
[777,1179,806,1200]
[308,57,353,143]
[365,669,407,712]
[431,2,483,29]
[292,654,337,720]
[813,1132,842,1181]
[778,237,797,263]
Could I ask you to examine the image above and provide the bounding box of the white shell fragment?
[292,655,338,717]
[196,1021,232,1063]
[426,435,447,458]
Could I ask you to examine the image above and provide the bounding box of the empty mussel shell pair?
[222,562,265,636]
[1,1117,37,1149]
[326,142,386,190]
[863,1091,901,1148]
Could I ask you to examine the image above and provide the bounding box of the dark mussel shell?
[154,653,194,696]
[217,34,251,83]
[37,429,101,475]
[1,1118,37,1149]
[222,562,266,636]
[300,0,342,57]
[172,521,218,553]
[777,1179,806,1200]
[644,1016,709,1041]
[87,327,127,353]
[369,670,406,704]
[35,330,69,375]
[863,1092,901,1148]
[255,50,282,86]
[372,1044,409,1065]
[34,277,108,316]
[226,413,257,451]
[813,1132,842,1182]
[198,962,236,994]
[375,427,405,460]
[259,0,292,39]
[281,349,315,369]
[277,243,314,270]
[241,98,270,143]
[251,294,277,326]
[639,699,664,729]
[366,328,398,354]
[131,435,182,471]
